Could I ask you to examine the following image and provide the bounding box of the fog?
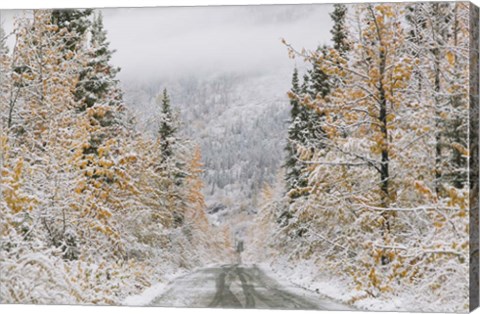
[1,4,333,81]
[102,5,333,80]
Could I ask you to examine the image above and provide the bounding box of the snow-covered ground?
[260,258,466,313]
[122,268,191,306]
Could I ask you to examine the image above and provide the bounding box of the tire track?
[150,264,350,310]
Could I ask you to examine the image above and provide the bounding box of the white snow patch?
[122,268,190,306]
[122,282,168,306]
[255,263,354,311]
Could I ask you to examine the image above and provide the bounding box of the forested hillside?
[0,10,232,304]
[122,73,291,224]
[245,2,473,312]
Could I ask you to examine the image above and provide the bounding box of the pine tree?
[301,73,310,95]
[75,11,122,111]
[283,71,315,199]
[329,4,350,55]
[155,88,189,227]
[158,88,177,162]
[51,9,93,53]
[284,68,302,191]
[298,74,313,149]
[309,46,331,98]
[282,4,347,202]
[290,68,301,117]
[284,69,327,199]
[299,67,329,162]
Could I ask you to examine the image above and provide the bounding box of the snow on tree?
[405,2,469,192]
[75,11,122,111]
[1,9,232,305]
[51,9,93,53]
[284,68,304,193]
[158,88,177,162]
[1,4,474,311]
[250,3,472,312]
[330,4,350,55]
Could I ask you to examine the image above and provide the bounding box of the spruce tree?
[329,4,350,55]
[285,68,302,191]
[284,5,350,198]
[298,4,350,156]
[309,46,331,98]
[301,73,310,96]
[289,68,301,117]
[75,11,122,111]
[298,74,314,148]
[158,88,177,162]
[284,73,314,198]
[51,9,93,53]
[302,59,329,154]
[156,88,189,227]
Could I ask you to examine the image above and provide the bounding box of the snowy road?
[149,264,351,310]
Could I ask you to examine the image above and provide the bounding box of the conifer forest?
[0,2,477,312]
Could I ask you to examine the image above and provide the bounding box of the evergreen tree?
[283,3,349,199]
[158,88,177,162]
[301,60,329,156]
[51,9,93,53]
[329,4,350,55]
[284,72,319,198]
[301,73,310,95]
[309,46,331,98]
[289,68,301,117]
[72,11,126,197]
[283,5,349,199]
[155,88,190,227]
[75,11,122,111]
[284,68,302,191]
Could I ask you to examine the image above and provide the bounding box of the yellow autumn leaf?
[446,51,455,65]
[452,143,469,157]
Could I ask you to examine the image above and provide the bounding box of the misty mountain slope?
[122,72,291,223]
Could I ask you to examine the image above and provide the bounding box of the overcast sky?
[1,4,333,81]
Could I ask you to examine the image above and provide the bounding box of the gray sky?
[2,4,334,81]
